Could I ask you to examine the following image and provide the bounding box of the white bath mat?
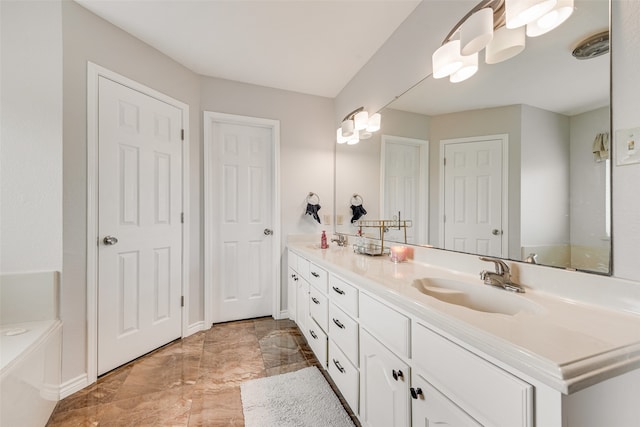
[240,366,355,427]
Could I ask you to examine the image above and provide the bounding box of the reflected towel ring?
[351,194,363,206]
[307,192,320,205]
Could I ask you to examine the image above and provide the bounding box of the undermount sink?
[411,277,542,316]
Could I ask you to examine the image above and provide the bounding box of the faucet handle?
[479,256,510,275]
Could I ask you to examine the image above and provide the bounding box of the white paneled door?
[97,77,183,375]
[442,137,506,257]
[205,113,276,323]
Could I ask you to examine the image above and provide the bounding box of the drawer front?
[287,250,298,272]
[307,319,327,367]
[359,292,410,358]
[309,285,328,332]
[308,262,328,293]
[328,340,359,415]
[328,274,358,317]
[297,257,310,281]
[413,322,533,427]
[329,303,359,366]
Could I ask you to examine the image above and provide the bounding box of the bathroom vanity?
[287,241,640,427]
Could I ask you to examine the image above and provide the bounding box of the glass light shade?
[366,113,381,132]
[432,39,463,79]
[354,110,369,130]
[526,0,574,37]
[450,52,478,83]
[341,119,354,137]
[336,128,348,144]
[506,0,557,29]
[485,25,526,64]
[359,131,373,140]
[460,8,494,55]
[347,130,359,145]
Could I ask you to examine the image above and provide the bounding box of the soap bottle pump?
[321,230,328,249]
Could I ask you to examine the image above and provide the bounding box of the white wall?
[1,0,63,274]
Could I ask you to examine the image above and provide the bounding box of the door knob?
[103,236,119,245]
[264,228,273,235]
[492,229,503,236]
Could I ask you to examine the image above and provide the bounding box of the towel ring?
[351,194,363,206]
[307,192,320,204]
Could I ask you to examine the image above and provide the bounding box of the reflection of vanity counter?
[288,239,640,426]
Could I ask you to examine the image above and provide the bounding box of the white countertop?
[289,242,640,394]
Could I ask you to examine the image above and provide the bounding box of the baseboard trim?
[59,373,89,399]
[186,320,206,337]
[276,309,289,320]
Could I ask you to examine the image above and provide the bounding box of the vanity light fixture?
[336,107,382,145]
[432,0,573,83]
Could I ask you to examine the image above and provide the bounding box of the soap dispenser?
[321,230,328,249]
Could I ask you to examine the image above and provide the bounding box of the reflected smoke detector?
[572,31,609,60]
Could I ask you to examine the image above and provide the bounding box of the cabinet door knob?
[410,387,423,399]
[332,286,345,295]
[311,297,320,305]
[392,369,404,381]
[309,330,318,339]
[311,271,320,278]
[332,318,345,329]
[333,359,345,373]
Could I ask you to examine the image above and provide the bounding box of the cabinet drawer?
[413,322,533,427]
[328,340,359,415]
[360,292,410,358]
[328,275,358,317]
[308,262,328,293]
[329,303,359,365]
[287,250,298,272]
[307,319,327,367]
[297,257,310,281]
[309,285,328,332]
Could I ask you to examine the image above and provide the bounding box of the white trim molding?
[86,62,190,385]
[59,373,89,400]
[203,111,282,327]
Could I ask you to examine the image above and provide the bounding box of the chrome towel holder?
[307,192,320,204]
[351,193,363,206]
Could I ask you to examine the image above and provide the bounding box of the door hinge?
[443,214,446,223]
[181,129,185,141]
[181,296,184,307]
[443,157,447,166]
[181,212,184,223]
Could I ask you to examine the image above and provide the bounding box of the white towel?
[592,132,609,162]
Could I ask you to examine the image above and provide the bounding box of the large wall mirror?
[335,0,611,274]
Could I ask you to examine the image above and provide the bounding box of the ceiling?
[75,0,421,98]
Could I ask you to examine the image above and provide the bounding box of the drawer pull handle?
[332,318,345,329]
[392,369,404,381]
[410,387,423,399]
[295,277,299,281]
[333,359,346,373]
[311,297,320,305]
[311,271,320,278]
[332,286,345,295]
[310,330,318,339]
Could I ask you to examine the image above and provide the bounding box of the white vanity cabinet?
[360,329,410,427]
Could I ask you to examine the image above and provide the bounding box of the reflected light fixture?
[336,107,382,145]
[432,0,572,83]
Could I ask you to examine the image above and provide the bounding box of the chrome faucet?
[331,233,348,247]
[479,256,524,293]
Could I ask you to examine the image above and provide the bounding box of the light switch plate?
[615,127,640,166]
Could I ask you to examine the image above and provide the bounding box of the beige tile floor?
[46,317,359,426]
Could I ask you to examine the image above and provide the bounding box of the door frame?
[438,134,509,257]
[202,111,281,328]
[380,135,430,244]
[86,62,190,385]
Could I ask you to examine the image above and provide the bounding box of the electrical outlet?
[616,127,640,166]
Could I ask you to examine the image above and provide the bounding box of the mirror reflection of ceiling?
[389,0,609,117]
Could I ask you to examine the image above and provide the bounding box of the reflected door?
[442,137,505,257]
[97,77,183,375]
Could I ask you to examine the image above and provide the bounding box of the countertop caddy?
[288,239,640,426]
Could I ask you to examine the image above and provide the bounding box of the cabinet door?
[360,330,410,427]
[287,267,297,322]
[412,371,481,427]
[296,278,309,339]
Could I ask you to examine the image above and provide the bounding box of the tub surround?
[1,271,62,427]
[288,238,640,395]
